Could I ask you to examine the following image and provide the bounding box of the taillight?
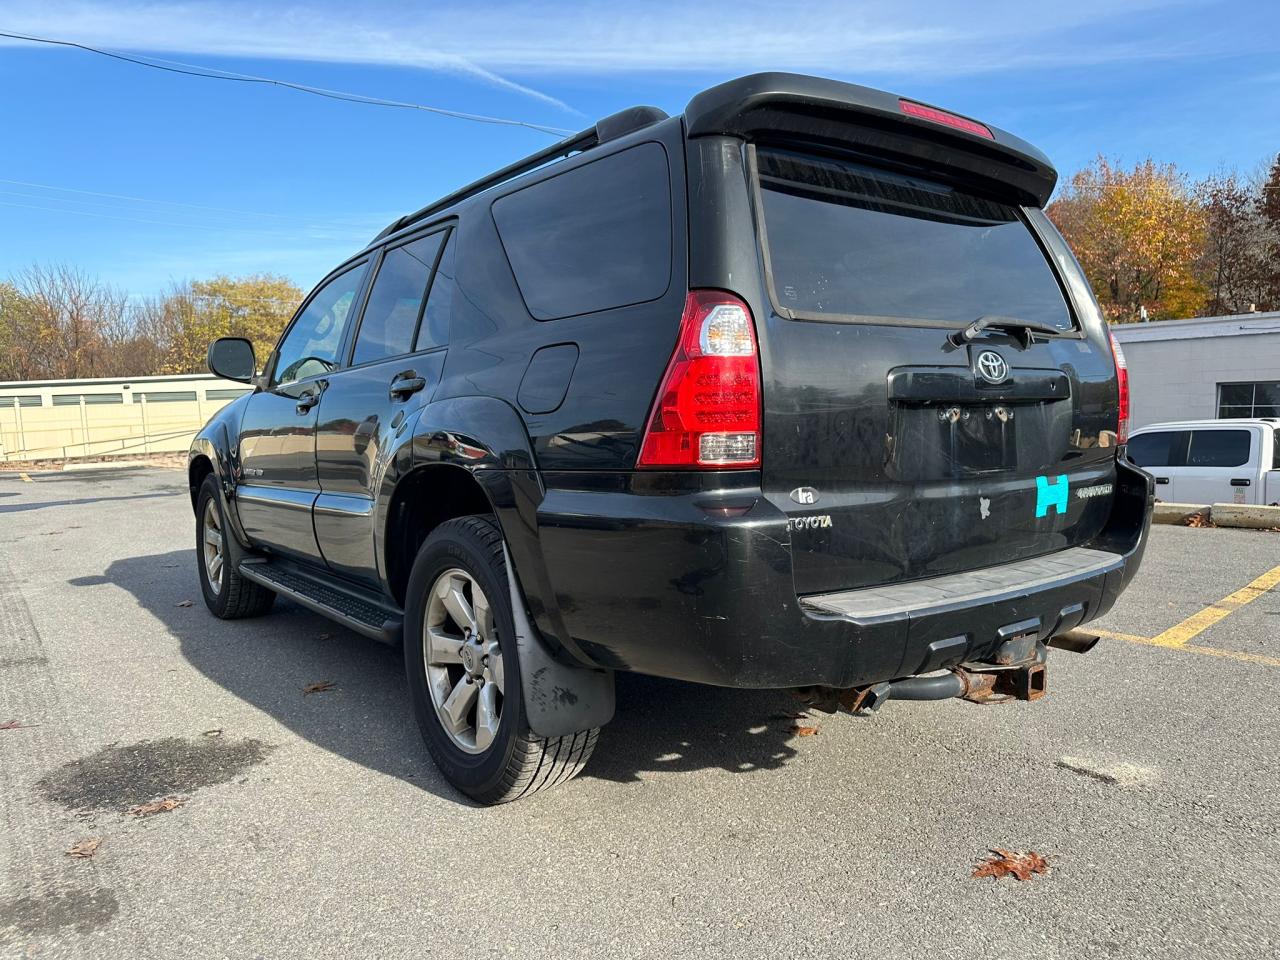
[1109,330,1130,444]
[898,99,994,140]
[637,290,761,469]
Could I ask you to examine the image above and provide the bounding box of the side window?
[351,233,444,366]
[491,142,672,320]
[275,263,368,386]
[416,231,455,351]
[1274,429,1280,470]
[1127,431,1181,468]
[1186,429,1251,468]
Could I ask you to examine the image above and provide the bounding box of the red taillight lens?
[1109,330,1130,444]
[637,290,761,469]
[898,99,994,140]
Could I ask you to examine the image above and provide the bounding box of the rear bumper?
[533,459,1153,689]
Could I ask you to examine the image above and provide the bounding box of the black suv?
[190,73,1152,804]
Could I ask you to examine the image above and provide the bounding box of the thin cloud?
[1,0,1257,88]
[0,1,577,112]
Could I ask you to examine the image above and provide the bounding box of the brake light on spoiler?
[898,99,994,140]
[638,290,762,469]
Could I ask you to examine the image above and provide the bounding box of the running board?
[238,559,403,644]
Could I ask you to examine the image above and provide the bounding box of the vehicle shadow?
[74,550,808,803]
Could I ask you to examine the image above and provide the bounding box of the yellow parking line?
[1182,645,1280,669]
[1091,627,1153,645]
[1096,629,1280,668]
[19,472,33,482]
[1142,565,1280,648]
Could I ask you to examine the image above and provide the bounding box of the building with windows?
[1110,311,1280,429]
[0,373,249,461]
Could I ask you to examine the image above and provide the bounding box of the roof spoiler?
[369,106,669,244]
[684,73,1057,207]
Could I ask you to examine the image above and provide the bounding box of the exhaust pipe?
[1047,630,1100,654]
[840,649,1048,712]
[805,639,1065,714]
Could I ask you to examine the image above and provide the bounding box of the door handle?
[390,377,427,400]
[295,392,320,414]
[1230,478,1252,487]
[1154,477,1170,485]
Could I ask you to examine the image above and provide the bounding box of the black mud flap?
[503,547,615,738]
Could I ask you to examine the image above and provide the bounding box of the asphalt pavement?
[1,467,1277,959]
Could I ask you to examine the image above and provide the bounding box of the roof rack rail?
[368,105,669,245]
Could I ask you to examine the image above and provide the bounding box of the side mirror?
[207,337,256,383]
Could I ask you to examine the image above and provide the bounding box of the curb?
[1152,503,1211,525]
[1211,503,1280,530]
[1153,502,1280,530]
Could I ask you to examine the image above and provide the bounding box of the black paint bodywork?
[189,72,1152,710]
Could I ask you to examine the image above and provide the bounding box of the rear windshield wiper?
[950,315,1065,348]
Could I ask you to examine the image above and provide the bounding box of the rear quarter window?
[492,142,672,320]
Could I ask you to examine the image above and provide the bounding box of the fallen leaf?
[175,600,194,607]
[0,719,35,731]
[1184,513,1215,528]
[127,797,185,817]
[972,848,1049,881]
[66,838,102,858]
[790,724,820,737]
[202,728,223,738]
[303,680,336,695]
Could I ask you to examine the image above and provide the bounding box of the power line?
[0,30,576,138]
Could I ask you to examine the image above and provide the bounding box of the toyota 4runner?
[189,73,1153,804]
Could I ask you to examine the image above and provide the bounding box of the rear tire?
[403,514,597,804]
[195,475,275,619]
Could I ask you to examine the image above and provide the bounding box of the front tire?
[195,475,275,619]
[403,515,597,804]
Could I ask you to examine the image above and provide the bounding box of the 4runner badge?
[789,487,819,505]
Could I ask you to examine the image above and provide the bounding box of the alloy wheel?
[202,498,224,595]
[423,568,505,754]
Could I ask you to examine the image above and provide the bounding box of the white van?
[1127,419,1280,505]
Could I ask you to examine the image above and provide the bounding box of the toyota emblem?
[976,350,1008,384]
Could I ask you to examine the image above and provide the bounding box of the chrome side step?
[238,559,403,644]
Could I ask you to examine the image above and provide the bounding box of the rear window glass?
[1186,429,1250,468]
[1127,431,1182,468]
[492,142,671,320]
[756,148,1072,330]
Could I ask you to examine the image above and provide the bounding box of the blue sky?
[1,0,1277,298]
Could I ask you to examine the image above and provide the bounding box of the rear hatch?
[752,145,1119,596]
[674,76,1127,598]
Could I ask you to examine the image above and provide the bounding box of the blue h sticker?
[1035,474,1069,518]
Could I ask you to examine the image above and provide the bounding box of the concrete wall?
[1112,313,1280,429]
[0,374,250,462]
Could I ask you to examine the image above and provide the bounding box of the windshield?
[756,147,1074,330]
